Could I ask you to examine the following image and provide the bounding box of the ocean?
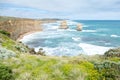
[20,20,120,56]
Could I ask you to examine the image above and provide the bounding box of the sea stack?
[76,23,82,31]
[59,20,68,29]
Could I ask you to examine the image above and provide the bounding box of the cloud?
[0,3,69,19]
[0,0,120,19]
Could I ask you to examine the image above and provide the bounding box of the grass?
[0,33,30,54]
[1,54,105,80]
[0,50,119,80]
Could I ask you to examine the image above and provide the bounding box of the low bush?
[0,63,14,80]
[104,48,120,57]
[0,30,10,37]
[29,48,36,54]
[36,48,46,56]
[0,46,16,59]
[94,61,120,80]
[15,45,28,53]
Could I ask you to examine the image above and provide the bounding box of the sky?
[0,0,120,20]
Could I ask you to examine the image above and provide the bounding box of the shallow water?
[20,20,120,56]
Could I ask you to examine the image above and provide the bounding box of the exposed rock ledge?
[0,16,59,40]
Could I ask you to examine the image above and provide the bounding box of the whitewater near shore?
[19,20,120,56]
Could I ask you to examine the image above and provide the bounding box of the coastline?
[0,16,59,40]
[17,30,42,41]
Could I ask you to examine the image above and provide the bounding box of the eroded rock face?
[0,19,42,40]
[76,24,82,31]
[0,16,58,40]
[59,21,68,29]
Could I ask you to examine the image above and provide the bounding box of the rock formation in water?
[76,23,82,31]
[59,20,68,29]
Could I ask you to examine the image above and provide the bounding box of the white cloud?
[0,0,120,19]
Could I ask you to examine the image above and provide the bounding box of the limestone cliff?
[76,23,82,31]
[0,16,58,40]
[59,20,68,29]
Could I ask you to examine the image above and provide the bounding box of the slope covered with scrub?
[0,32,120,80]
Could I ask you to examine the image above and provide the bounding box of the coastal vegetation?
[0,30,10,37]
[0,16,120,80]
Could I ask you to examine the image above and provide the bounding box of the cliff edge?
[0,16,58,40]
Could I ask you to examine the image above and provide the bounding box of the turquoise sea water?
[76,20,120,47]
[21,20,120,56]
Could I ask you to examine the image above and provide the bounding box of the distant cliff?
[0,16,58,40]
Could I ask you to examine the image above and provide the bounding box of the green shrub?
[29,48,46,56]
[0,63,14,80]
[60,63,73,76]
[15,45,27,53]
[104,48,120,57]
[94,61,120,80]
[36,48,46,56]
[0,46,16,59]
[29,48,36,54]
[0,30,10,37]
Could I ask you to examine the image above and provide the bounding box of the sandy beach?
[17,30,42,41]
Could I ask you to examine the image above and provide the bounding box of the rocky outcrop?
[59,21,68,29]
[0,16,58,40]
[76,24,82,31]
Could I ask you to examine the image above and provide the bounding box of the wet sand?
[17,30,42,41]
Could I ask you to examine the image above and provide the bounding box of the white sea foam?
[110,35,120,38]
[51,26,59,29]
[82,30,97,33]
[57,28,76,32]
[66,20,78,25]
[72,37,81,41]
[20,32,42,42]
[67,29,76,31]
[79,43,112,55]
[44,26,58,30]
[105,43,111,46]
[35,46,81,56]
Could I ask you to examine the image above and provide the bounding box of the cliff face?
[0,16,58,40]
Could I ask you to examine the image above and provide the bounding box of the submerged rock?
[59,21,68,29]
[76,24,82,31]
